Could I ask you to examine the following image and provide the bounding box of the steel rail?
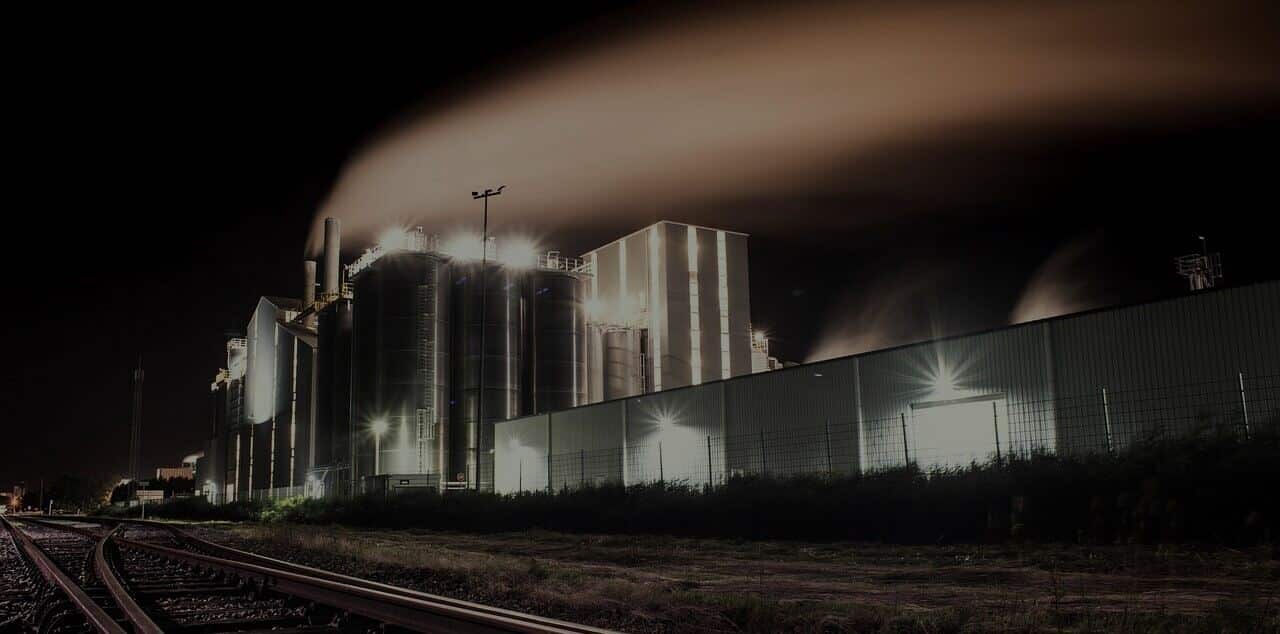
[116,535,611,634]
[68,516,614,634]
[0,516,126,634]
[94,526,164,634]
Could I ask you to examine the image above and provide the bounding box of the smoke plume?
[309,0,1280,254]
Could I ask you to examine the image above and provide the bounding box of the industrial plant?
[197,217,1280,503]
[202,218,763,501]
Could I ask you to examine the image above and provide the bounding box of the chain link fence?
[504,374,1280,493]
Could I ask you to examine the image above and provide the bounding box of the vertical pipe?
[322,218,340,297]
[580,449,585,487]
[546,412,553,493]
[759,430,767,475]
[900,412,910,466]
[475,198,489,491]
[658,441,664,483]
[302,261,317,309]
[1239,372,1251,440]
[519,458,523,493]
[825,419,833,473]
[1102,387,1114,455]
[992,401,1002,464]
[621,399,630,487]
[706,435,713,487]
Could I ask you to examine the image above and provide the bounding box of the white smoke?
[309,0,1280,254]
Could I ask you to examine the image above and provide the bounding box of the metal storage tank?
[603,327,642,400]
[350,252,450,486]
[450,262,525,490]
[527,269,588,413]
[315,297,353,494]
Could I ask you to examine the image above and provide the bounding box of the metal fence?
[502,374,1280,493]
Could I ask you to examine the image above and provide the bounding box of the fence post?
[658,441,664,483]
[760,430,767,475]
[519,458,523,493]
[824,419,833,473]
[900,412,910,466]
[1101,387,1114,455]
[1239,372,1251,441]
[992,401,1002,464]
[580,449,586,487]
[546,413,554,493]
[707,435,714,487]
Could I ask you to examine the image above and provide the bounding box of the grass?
[197,522,1279,632]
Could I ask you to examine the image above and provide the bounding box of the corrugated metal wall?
[494,281,1280,494]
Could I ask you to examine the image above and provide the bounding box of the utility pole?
[129,356,145,484]
[470,186,505,491]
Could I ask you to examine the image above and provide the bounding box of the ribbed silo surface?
[351,252,450,482]
[450,262,524,489]
[315,299,352,476]
[528,270,588,413]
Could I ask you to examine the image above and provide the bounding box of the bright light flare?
[497,236,541,269]
[376,227,412,252]
[439,231,486,261]
[371,418,389,435]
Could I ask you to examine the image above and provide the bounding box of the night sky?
[5,2,1279,490]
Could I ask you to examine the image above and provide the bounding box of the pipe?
[322,217,341,297]
[302,260,317,325]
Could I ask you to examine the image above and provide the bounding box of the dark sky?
[5,2,1279,490]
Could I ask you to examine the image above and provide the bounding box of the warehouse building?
[493,280,1280,493]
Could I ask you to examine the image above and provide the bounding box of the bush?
[133,428,1280,545]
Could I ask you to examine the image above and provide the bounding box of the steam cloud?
[310,0,1280,253]
[1010,234,1109,325]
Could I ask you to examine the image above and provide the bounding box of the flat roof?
[581,220,749,258]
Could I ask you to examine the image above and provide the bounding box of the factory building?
[200,217,770,498]
[493,280,1280,493]
[582,221,753,398]
[200,217,1277,502]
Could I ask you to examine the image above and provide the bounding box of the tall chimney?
[322,217,341,297]
[302,260,317,325]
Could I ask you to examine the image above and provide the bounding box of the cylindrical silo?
[603,327,642,400]
[350,251,450,486]
[449,261,525,490]
[527,269,588,413]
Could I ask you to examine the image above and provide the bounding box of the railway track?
[2,516,613,634]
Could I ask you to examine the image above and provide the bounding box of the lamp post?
[372,418,389,475]
[470,185,505,490]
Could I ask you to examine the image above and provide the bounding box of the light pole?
[470,185,505,490]
[372,418,388,476]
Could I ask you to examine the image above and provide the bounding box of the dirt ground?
[190,523,1279,633]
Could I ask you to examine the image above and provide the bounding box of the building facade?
[494,280,1280,493]
[583,221,753,396]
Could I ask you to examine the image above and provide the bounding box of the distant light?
[440,231,485,261]
[497,236,541,269]
[371,418,389,435]
[813,373,823,377]
[656,412,676,428]
[376,227,412,252]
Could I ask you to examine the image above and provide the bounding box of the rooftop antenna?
[1174,235,1222,291]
